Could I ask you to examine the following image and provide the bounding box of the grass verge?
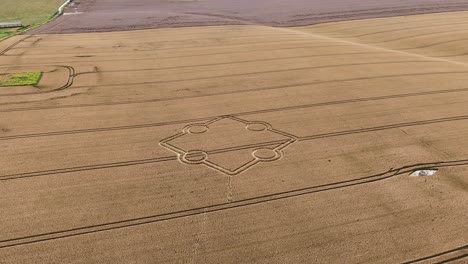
[0,72,43,87]
[0,0,64,39]
[0,29,12,38]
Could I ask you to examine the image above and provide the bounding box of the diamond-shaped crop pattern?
[159,116,297,175]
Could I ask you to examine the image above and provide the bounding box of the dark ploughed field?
[31,0,468,33]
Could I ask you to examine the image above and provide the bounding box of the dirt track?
[1,1,468,263]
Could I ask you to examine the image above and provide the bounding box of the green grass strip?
[0,72,42,87]
[0,29,11,39]
[0,0,65,40]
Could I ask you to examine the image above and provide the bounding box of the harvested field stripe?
[13,36,333,48]
[3,114,468,180]
[62,70,468,103]
[3,84,468,140]
[2,40,350,56]
[312,16,468,33]
[8,40,332,49]
[34,42,349,53]
[70,60,443,90]
[287,3,468,24]
[1,71,467,116]
[0,117,212,140]
[1,159,467,249]
[440,50,468,57]
[8,33,303,49]
[0,50,386,67]
[0,140,289,181]
[297,115,468,141]
[435,255,468,263]
[0,156,177,181]
[74,58,432,76]
[346,22,468,38]
[403,36,468,50]
[297,3,468,16]
[6,43,349,56]
[367,28,468,44]
[309,15,468,32]
[32,26,278,38]
[1,37,304,56]
[282,26,468,67]
[0,84,468,140]
[402,245,468,264]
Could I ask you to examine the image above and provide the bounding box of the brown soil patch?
[29,0,468,34]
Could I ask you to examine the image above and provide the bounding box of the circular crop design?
[252,148,279,161]
[187,125,209,134]
[246,123,268,132]
[182,150,208,164]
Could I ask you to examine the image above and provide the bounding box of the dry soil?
[1,1,467,263]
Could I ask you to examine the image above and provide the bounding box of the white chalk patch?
[63,12,83,16]
[410,169,438,177]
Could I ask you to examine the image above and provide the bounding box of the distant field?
[0,0,64,38]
